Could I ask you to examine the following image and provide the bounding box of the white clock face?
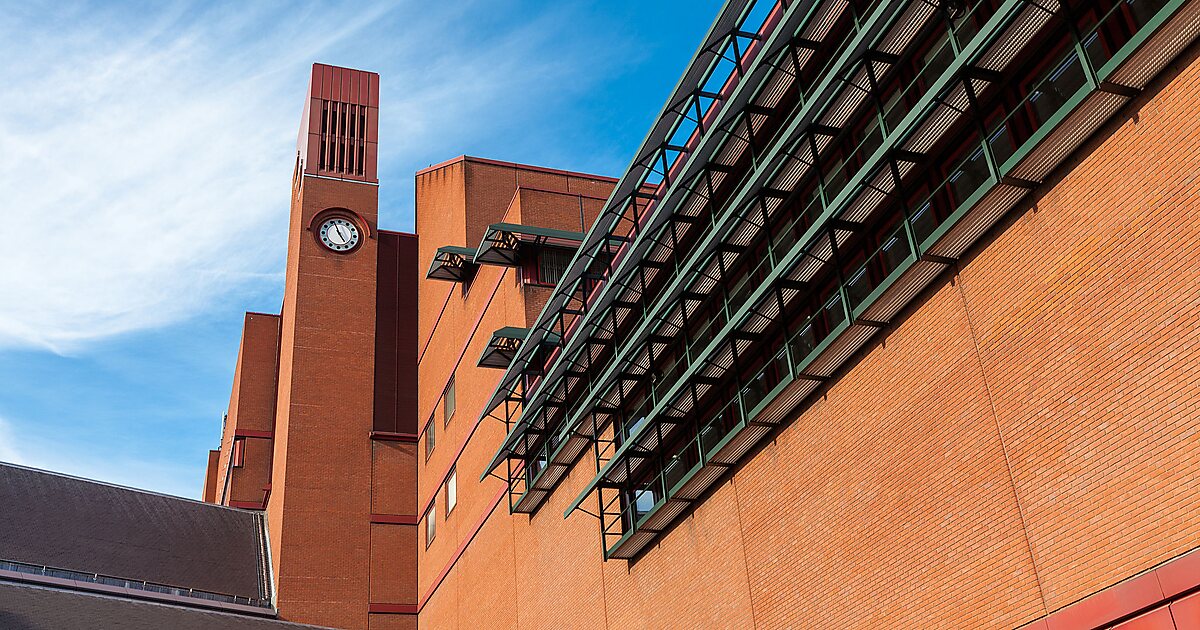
[319,217,360,252]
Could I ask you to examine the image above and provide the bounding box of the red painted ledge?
[234,429,274,439]
[415,154,618,182]
[369,603,418,614]
[370,431,418,443]
[1018,546,1200,630]
[370,513,418,525]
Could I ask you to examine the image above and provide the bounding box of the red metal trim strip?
[377,228,418,238]
[417,397,493,520]
[1016,546,1200,630]
[370,514,418,525]
[234,429,273,439]
[417,266,507,443]
[512,185,610,202]
[417,285,454,366]
[368,603,418,614]
[228,500,265,510]
[417,485,507,611]
[416,155,618,182]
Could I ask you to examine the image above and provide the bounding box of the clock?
[318,217,361,253]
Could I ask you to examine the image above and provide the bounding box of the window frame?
[425,503,436,548]
[445,467,458,515]
[524,247,574,287]
[232,437,246,468]
[443,377,456,427]
[425,420,436,459]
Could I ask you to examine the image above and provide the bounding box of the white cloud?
[0,1,620,353]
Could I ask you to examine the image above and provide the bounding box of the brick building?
[101,0,1200,628]
[1,1,1191,628]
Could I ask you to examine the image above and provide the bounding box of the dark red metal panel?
[1159,549,1200,600]
[374,232,400,433]
[1045,571,1164,630]
[1109,608,1175,630]
[395,232,419,435]
[1171,591,1200,630]
[298,64,381,182]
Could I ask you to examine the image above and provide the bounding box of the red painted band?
[418,485,507,611]
[368,603,418,614]
[416,155,617,182]
[234,429,273,439]
[1016,545,1200,630]
[417,264,507,444]
[370,514,419,525]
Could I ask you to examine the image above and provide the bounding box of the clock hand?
[337,224,349,243]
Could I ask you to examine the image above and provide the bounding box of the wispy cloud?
[0,0,628,353]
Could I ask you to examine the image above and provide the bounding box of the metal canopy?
[477,327,528,369]
[480,0,907,481]
[548,0,1197,561]
[426,245,478,282]
[473,222,585,267]
[477,327,563,369]
[476,0,777,423]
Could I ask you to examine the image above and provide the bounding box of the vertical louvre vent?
[318,100,368,177]
[298,64,379,182]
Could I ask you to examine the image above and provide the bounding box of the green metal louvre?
[505,0,915,469]
[486,0,931,515]
[567,0,1196,560]
[477,327,529,369]
[475,0,777,429]
[480,0,874,486]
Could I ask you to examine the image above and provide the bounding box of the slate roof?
[0,581,328,630]
[0,462,267,601]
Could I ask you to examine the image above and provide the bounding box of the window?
[443,377,456,426]
[445,468,457,515]
[232,437,246,468]
[425,421,436,459]
[529,248,572,286]
[425,504,436,547]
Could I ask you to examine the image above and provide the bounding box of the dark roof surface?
[0,462,266,600]
[0,582,327,630]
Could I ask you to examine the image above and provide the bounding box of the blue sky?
[0,0,722,498]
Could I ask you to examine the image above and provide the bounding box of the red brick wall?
[412,159,616,626]
[201,449,219,503]
[269,172,380,630]
[370,437,419,629]
[215,312,279,508]
[414,39,1200,630]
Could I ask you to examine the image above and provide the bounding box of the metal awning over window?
[478,327,563,372]
[426,246,477,282]
[473,223,584,267]
[478,327,529,368]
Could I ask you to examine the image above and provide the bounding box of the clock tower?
[267,64,389,630]
[205,63,418,629]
